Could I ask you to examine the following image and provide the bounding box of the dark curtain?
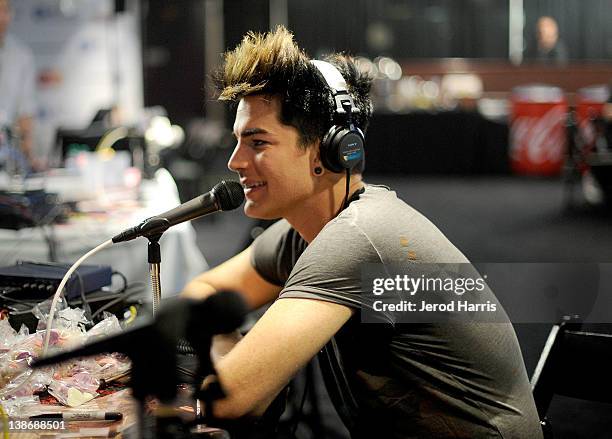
[288,0,509,59]
[523,0,612,60]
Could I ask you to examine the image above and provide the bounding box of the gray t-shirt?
[251,185,542,439]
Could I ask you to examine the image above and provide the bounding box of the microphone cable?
[42,239,112,355]
[89,284,146,320]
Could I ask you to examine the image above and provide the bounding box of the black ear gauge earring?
[314,166,323,175]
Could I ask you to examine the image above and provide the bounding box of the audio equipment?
[311,60,365,173]
[0,261,112,301]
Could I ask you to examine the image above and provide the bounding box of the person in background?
[0,0,38,172]
[524,16,568,65]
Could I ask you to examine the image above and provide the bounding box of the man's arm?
[182,243,355,418]
[181,245,283,363]
[181,245,281,310]
[16,115,34,165]
[206,296,354,418]
[16,45,37,169]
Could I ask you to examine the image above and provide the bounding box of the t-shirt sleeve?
[279,215,382,310]
[250,219,296,287]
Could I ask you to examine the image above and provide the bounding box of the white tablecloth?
[0,169,208,299]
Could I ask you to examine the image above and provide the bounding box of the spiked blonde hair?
[213,26,373,152]
[215,26,308,101]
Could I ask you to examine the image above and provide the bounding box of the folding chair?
[531,319,612,438]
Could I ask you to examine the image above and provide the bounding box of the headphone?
[311,60,365,173]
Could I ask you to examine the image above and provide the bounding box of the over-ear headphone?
[311,60,365,173]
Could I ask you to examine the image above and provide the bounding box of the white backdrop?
[10,0,143,163]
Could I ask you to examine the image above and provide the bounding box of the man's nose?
[227,142,248,172]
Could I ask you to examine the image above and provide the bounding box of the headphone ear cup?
[320,126,345,173]
[320,126,366,173]
[331,127,365,172]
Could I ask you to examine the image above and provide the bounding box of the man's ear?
[308,140,322,166]
[309,141,325,176]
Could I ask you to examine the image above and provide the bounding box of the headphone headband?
[310,60,358,116]
[310,60,348,94]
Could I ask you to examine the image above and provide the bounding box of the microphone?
[31,291,248,402]
[187,290,248,337]
[32,292,248,370]
[112,180,244,243]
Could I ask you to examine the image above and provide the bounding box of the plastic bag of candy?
[87,314,122,342]
[33,296,91,332]
[48,371,100,407]
[0,319,29,353]
[0,394,40,417]
[1,303,129,404]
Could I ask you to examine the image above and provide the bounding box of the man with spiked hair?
[183,26,542,438]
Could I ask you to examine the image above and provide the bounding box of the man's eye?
[252,140,267,147]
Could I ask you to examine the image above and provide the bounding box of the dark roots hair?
[212,26,373,149]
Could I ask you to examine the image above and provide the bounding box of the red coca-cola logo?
[511,105,567,167]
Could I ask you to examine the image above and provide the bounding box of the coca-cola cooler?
[510,85,568,176]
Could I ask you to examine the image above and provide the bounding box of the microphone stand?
[110,181,245,316]
[148,234,163,314]
[135,216,171,315]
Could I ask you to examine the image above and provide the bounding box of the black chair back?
[531,320,612,438]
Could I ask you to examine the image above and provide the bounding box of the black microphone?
[112,180,244,243]
[187,290,248,336]
[31,291,248,403]
[32,292,248,369]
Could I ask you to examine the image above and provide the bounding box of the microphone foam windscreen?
[190,291,248,334]
[214,180,245,211]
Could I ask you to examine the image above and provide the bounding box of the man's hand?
[211,330,243,364]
